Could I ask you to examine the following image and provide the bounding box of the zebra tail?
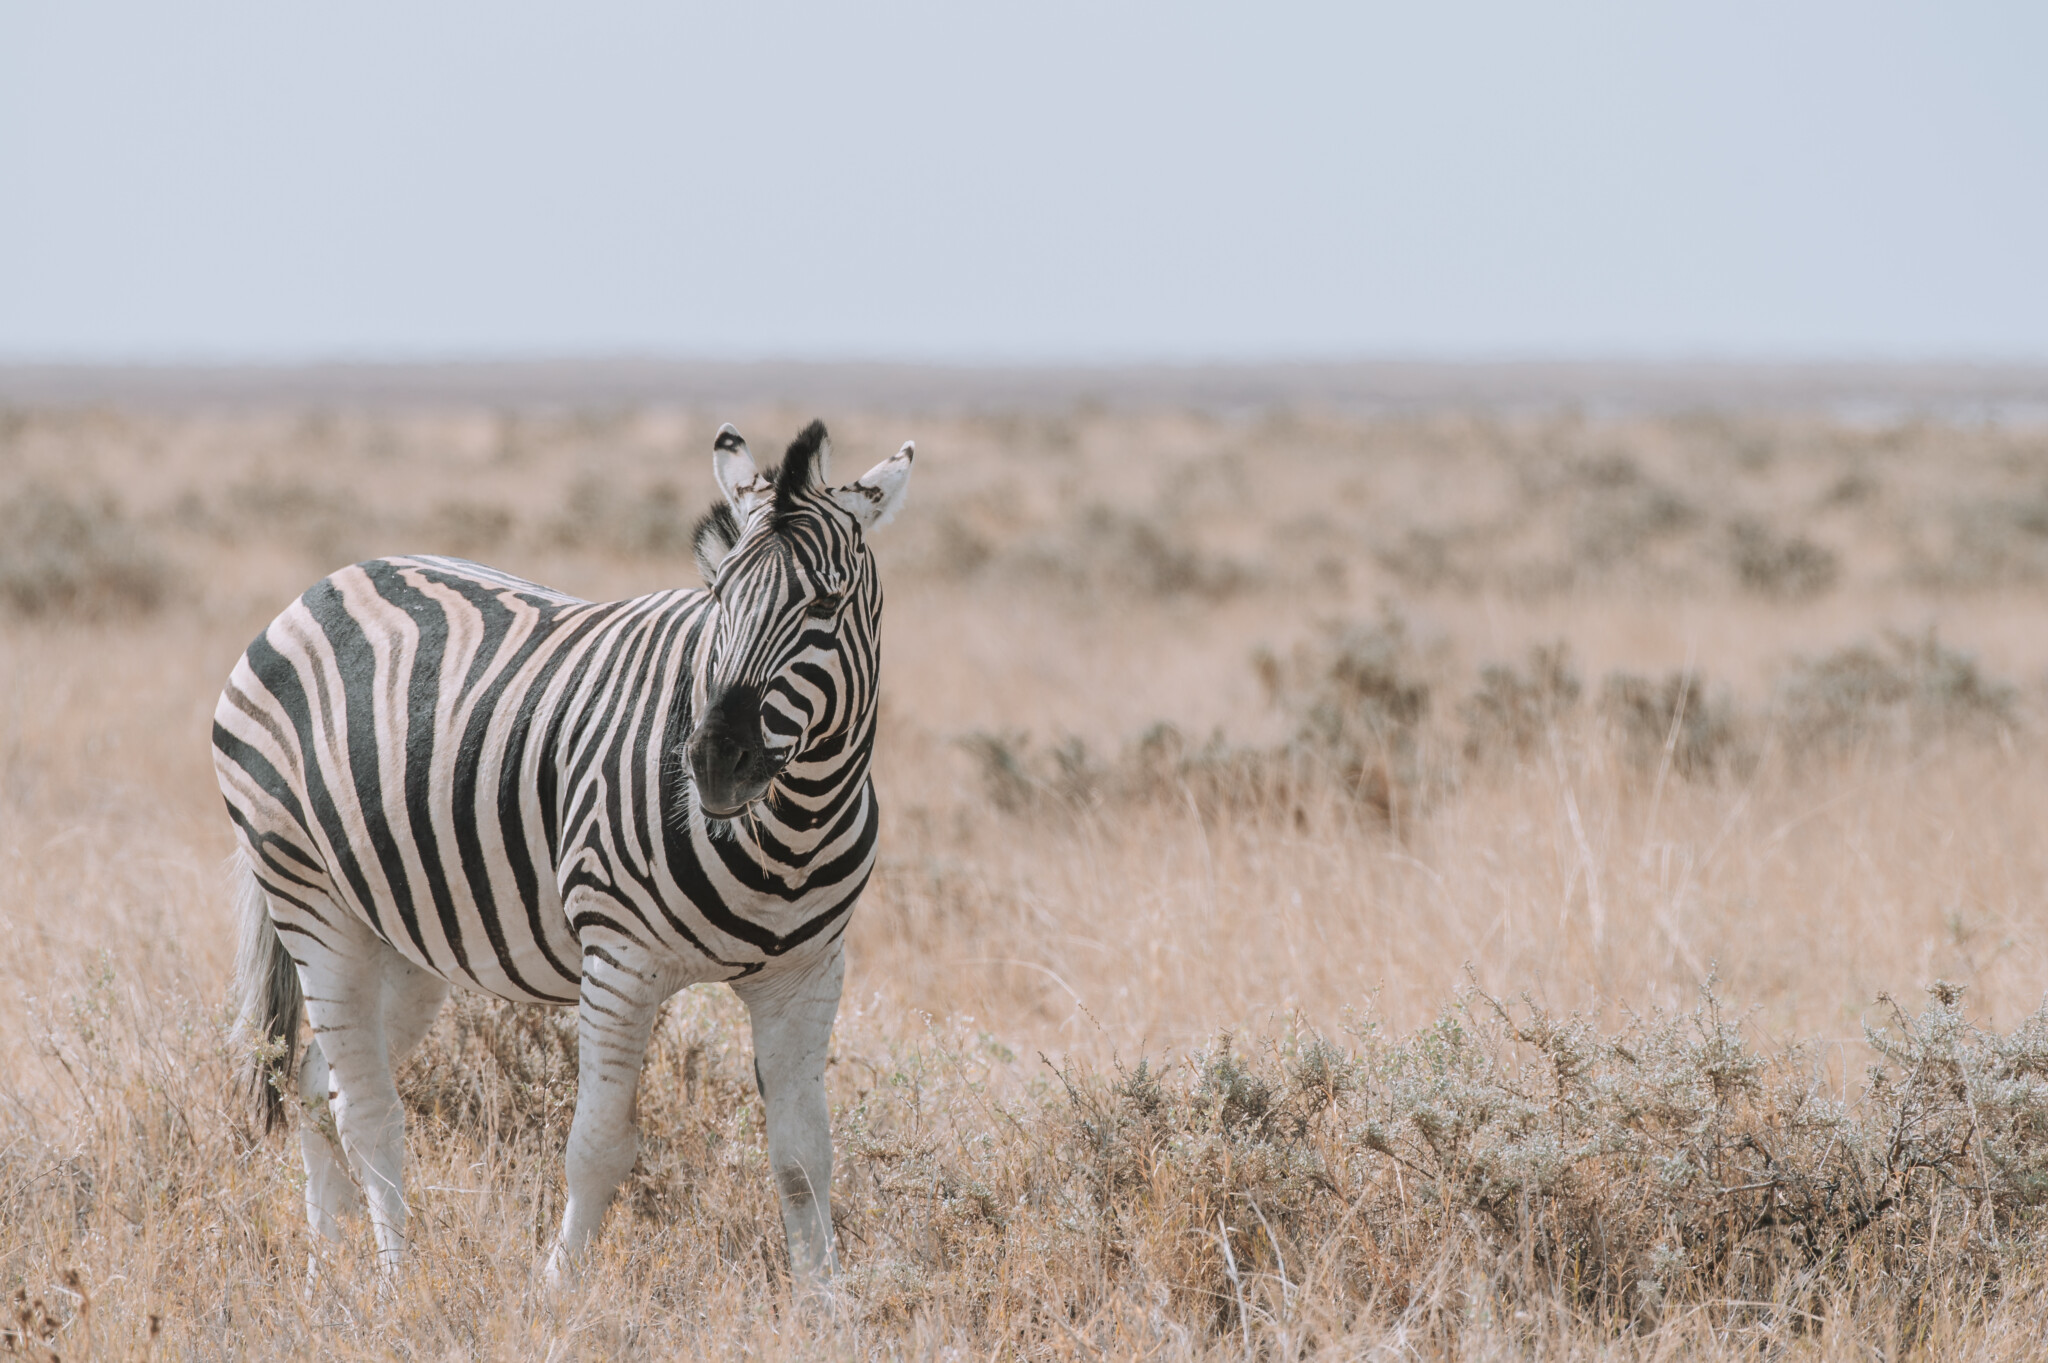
[229,850,301,1134]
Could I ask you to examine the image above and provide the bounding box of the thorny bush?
[1035,981,2048,1343]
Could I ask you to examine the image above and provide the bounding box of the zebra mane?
[770,420,830,515]
[691,501,741,585]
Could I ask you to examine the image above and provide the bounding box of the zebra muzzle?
[687,691,783,818]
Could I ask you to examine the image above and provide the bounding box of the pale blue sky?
[2,2,2043,362]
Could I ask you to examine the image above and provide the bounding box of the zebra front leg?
[545,942,667,1286]
[734,941,845,1286]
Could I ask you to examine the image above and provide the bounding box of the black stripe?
[364,560,472,977]
[213,719,314,842]
[244,629,388,944]
[302,577,433,959]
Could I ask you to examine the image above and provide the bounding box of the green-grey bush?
[1046,981,2048,1336]
[0,483,171,618]
[1727,516,1840,599]
[1777,629,2018,753]
[1599,669,1742,777]
[548,475,693,557]
[1461,643,1582,760]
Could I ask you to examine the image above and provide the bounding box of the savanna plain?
[8,398,2048,1359]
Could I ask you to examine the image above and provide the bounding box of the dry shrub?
[548,475,694,557]
[961,722,1360,827]
[1377,448,1716,598]
[1565,455,1702,574]
[807,981,2048,1349]
[1257,614,1432,809]
[955,729,1044,813]
[1914,493,2048,589]
[1778,629,2018,754]
[1020,505,1247,600]
[1119,721,1348,815]
[1599,669,1742,777]
[1820,465,1880,507]
[1375,526,1481,593]
[1017,981,2048,1344]
[218,477,376,562]
[0,483,170,618]
[957,729,1119,815]
[1728,516,1840,599]
[964,616,1435,821]
[421,499,516,558]
[967,625,2027,825]
[181,478,513,563]
[1461,642,1582,760]
[398,990,581,1145]
[921,510,997,577]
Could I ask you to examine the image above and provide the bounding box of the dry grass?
[7,401,2048,1356]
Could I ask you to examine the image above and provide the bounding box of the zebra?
[214,419,913,1285]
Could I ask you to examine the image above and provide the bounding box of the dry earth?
[6,399,2048,1357]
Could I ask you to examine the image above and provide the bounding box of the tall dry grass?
[5,402,2048,1356]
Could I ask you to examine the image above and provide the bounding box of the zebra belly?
[218,757,587,1005]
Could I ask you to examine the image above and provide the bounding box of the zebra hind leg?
[297,1037,361,1243]
[297,950,449,1243]
[378,953,452,1074]
[295,917,424,1271]
[232,863,362,1281]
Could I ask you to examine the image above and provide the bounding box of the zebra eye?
[806,594,841,619]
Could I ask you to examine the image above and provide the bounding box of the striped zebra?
[215,420,913,1285]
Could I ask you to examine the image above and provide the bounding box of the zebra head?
[684,420,914,821]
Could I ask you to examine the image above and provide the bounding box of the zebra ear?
[830,441,915,531]
[712,424,772,518]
